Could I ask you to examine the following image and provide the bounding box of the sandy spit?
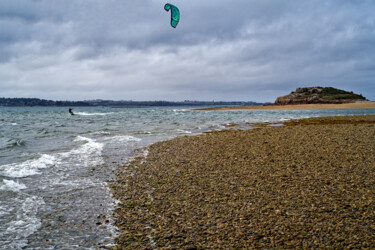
[195,101,375,111]
[110,115,375,249]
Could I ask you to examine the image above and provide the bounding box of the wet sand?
[111,115,375,249]
[195,101,375,111]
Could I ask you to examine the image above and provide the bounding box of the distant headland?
[0,98,265,107]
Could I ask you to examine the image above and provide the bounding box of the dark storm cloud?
[0,0,375,101]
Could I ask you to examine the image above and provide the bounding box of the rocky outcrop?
[274,87,367,105]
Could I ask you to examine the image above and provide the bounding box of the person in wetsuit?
[69,108,74,115]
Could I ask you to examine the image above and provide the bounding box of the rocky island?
[196,87,374,110]
[274,87,367,105]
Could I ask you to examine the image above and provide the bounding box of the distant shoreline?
[195,101,375,110]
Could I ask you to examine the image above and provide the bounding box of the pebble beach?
[111,115,375,249]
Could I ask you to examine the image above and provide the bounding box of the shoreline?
[195,101,375,111]
[111,115,375,248]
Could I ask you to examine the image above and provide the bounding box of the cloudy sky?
[1,0,374,102]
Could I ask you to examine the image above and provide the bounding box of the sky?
[0,0,375,102]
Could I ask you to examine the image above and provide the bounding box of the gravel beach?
[111,115,375,249]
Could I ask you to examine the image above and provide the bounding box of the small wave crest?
[0,154,57,178]
[93,131,111,135]
[73,136,104,152]
[75,112,113,116]
[59,136,104,167]
[9,138,26,147]
[107,135,142,143]
[172,109,189,112]
[0,138,26,149]
[176,129,192,134]
[134,131,152,135]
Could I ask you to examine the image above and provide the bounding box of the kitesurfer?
[69,108,74,115]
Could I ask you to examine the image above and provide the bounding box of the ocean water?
[1,106,375,249]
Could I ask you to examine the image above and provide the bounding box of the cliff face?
[274,87,367,105]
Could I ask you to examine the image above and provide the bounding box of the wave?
[59,136,104,167]
[92,131,111,135]
[107,135,142,143]
[0,179,27,192]
[172,109,189,112]
[0,138,26,149]
[12,139,26,147]
[0,154,57,178]
[75,112,113,116]
[73,136,104,153]
[176,129,192,134]
[37,128,49,135]
[134,131,152,135]
[0,135,105,178]
[172,109,189,115]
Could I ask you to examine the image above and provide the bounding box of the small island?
[274,87,367,105]
[196,87,374,110]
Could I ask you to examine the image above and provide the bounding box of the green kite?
[164,3,180,28]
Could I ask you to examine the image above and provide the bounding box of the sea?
[1,106,375,249]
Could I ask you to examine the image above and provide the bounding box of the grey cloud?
[0,0,375,101]
[0,0,55,22]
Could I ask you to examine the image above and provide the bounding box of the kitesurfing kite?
[164,3,180,28]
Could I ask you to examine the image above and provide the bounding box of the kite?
[164,3,180,28]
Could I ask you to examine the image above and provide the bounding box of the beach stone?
[111,115,375,249]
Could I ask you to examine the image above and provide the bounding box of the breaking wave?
[75,112,113,116]
[0,154,57,178]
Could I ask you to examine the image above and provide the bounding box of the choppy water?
[1,106,375,249]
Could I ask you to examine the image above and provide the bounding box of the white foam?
[11,123,18,126]
[108,135,141,143]
[176,129,192,134]
[100,185,121,243]
[0,154,57,178]
[73,136,104,154]
[1,196,44,249]
[93,131,111,135]
[59,136,104,167]
[0,179,27,192]
[75,112,113,116]
[74,135,93,143]
[52,178,96,189]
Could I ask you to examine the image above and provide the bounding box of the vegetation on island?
[274,87,367,105]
